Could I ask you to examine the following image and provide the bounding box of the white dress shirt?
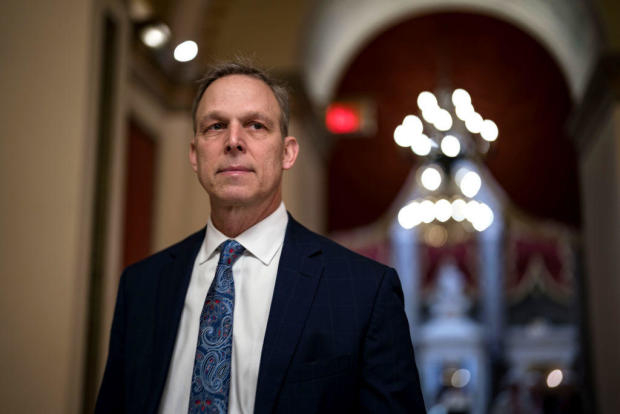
[158,203,288,414]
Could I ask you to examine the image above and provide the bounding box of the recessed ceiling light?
[140,23,170,49]
[174,40,198,62]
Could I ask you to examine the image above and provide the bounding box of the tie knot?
[219,239,245,266]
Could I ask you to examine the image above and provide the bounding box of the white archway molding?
[302,0,599,105]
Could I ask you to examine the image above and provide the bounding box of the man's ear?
[282,136,299,170]
[189,138,198,172]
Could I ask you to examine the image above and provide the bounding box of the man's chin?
[211,191,257,208]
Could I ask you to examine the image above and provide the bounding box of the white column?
[391,223,422,339]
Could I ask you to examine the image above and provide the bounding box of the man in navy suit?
[96,61,426,413]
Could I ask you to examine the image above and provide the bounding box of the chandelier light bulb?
[465,112,483,134]
[480,119,499,141]
[471,202,494,231]
[417,91,438,112]
[459,170,482,197]
[480,203,494,227]
[452,89,472,108]
[421,106,440,124]
[451,198,467,222]
[394,125,413,147]
[441,135,461,157]
[434,109,453,131]
[465,201,494,231]
[398,201,421,229]
[174,40,198,62]
[420,199,435,223]
[546,369,563,388]
[402,114,423,135]
[456,103,475,122]
[435,199,452,222]
[454,167,469,186]
[465,200,480,224]
[451,368,472,388]
[411,133,432,156]
[420,166,442,191]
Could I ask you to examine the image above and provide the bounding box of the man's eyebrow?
[242,111,275,126]
[197,111,275,126]
[198,111,226,124]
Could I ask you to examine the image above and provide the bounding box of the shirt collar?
[198,202,288,266]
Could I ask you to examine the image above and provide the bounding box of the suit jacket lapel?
[145,229,205,413]
[254,217,324,414]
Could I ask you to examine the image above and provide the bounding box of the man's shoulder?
[287,217,392,275]
[123,227,205,275]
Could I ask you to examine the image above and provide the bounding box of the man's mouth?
[217,166,253,174]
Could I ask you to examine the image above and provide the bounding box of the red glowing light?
[325,103,361,134]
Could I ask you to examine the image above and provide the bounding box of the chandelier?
[394,88,498,233]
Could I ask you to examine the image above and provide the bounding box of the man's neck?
[210,194,282,238]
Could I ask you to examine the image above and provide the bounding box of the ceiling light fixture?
[394,87,500,232]
[173,40,198,62]
[140,23,170,48]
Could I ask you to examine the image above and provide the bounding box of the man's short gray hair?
[191,60,290,137]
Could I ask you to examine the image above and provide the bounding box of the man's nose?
[225,123,245,153]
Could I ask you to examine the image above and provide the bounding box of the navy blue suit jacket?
[96,216,426,413]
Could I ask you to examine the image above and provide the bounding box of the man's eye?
[207,123,225,131]
[249,122,265,130]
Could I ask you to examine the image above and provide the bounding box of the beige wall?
[0,0,97,413]
[129,84,210,254]
[205,0,310,72]
[580,106,620,414]
[153,111,212,249]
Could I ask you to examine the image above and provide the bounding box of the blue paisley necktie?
[189,239,245,414]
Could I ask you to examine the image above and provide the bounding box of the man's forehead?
[205,75,275,99]
[198,74,279,112]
